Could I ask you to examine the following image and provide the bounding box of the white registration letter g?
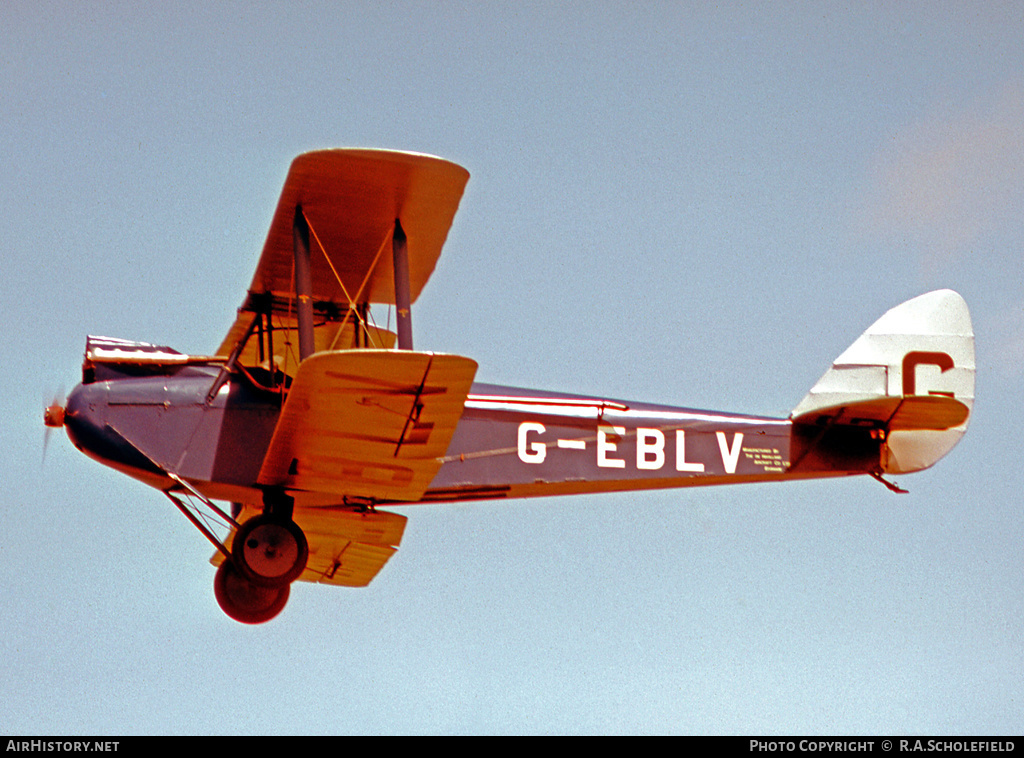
[518,422,547,463]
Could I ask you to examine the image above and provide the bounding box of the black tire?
[213,560,290,624]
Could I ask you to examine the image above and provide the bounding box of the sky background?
[3,2,1023,735]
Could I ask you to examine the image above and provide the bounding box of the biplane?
[44,149,976,623]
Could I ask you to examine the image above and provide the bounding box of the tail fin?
[791,290,975,474]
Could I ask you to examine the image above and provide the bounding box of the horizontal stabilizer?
[793,394,969,431]
[791,290,975,474]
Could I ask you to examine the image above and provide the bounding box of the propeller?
[42,388,66,464]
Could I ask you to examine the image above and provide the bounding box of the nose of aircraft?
[61,382,104,456]
[58,382,164,476]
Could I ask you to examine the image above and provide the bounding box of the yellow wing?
[217,149,469,358]
[257,349,478,502]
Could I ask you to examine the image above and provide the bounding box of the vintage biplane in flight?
[45,149,975,623]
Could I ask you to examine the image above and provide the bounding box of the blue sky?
[3,2,1023,734]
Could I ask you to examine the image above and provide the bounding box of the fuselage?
[64,357,882,509]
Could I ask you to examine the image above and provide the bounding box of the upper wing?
[218,149,469,357]
[257,349,478,503]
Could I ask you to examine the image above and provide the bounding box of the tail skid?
[790,290,975,475]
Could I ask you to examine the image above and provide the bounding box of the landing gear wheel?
[214,560,290,624]
[232,514,309,588]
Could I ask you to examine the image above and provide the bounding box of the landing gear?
[208,492,308,623]
[232,513,309,588]
[214,560,290,624]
